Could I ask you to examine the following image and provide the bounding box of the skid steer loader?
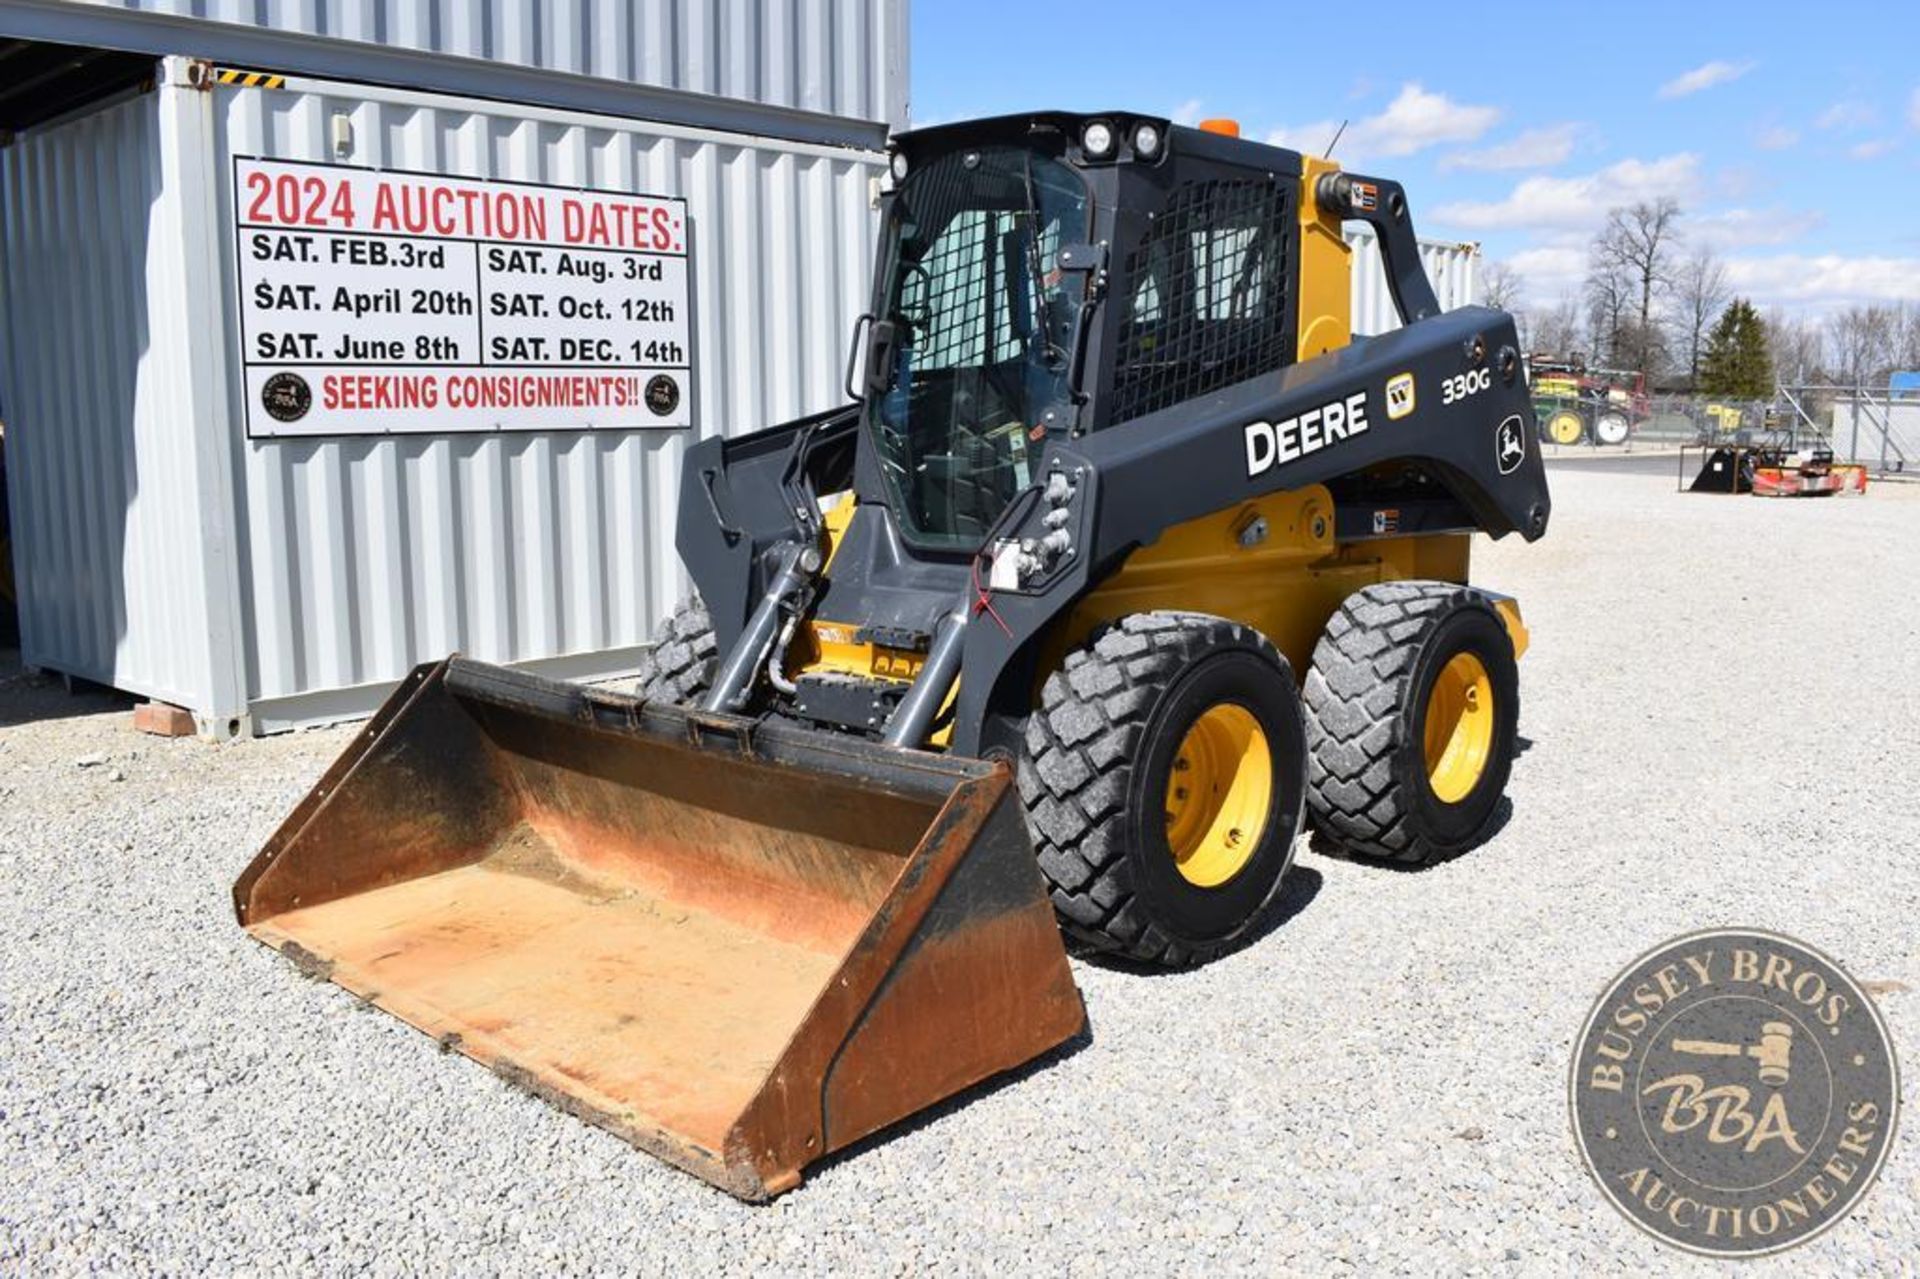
[235,112,1550,1200]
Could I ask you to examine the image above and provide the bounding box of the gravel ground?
[3,468,1917,1274]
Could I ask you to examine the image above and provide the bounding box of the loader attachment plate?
[234,658,1085,1200]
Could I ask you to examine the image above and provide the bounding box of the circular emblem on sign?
[1570,928,1898,1257]
[644,373,681,418]
[261,371,312,423]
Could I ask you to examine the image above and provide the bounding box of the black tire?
[1017,612,1309,968]
[1302,582,1519,865]
[634,596,718,705]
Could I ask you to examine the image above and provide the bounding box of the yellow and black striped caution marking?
[214,68,286,89]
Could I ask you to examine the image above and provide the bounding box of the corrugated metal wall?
[0,88,231,710]
[61,0,906,124]
[1829,398,1920,471]
[1347,226,1479,335]
[214,79,883,726]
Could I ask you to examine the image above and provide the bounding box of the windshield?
[869,146,1090,549]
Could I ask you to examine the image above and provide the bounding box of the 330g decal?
[1441,366,1492,405]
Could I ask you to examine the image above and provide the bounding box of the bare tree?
[1480,260,1524,311]
[1670,247,1730,389]
[1764,308,1825,385]
[1583,259,1634,368]
[1529,292,1584,357]
[1826,305,1899,390]
[1895,303,1920,374]
[1478,260,1527,343]
[1587,198,1683,374]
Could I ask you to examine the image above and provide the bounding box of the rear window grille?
[1110,179,1293,423]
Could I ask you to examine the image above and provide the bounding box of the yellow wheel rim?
[1424,652,1494,804]
[1163,703,1271,887]
[1547,411,1583,445]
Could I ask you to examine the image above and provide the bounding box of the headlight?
[889,151,909,181]
[1081,121,1115,158]
[1131,123,1162,159]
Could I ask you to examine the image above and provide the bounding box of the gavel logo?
[1670,1021,1795,1087]
[1571,930,1899,1258]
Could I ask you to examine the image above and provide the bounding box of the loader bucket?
[233,658,1085,1200]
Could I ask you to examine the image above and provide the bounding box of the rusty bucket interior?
[234,658,1084,1200]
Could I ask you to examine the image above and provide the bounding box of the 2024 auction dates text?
[253,331,685,365]
[248,232,674,282]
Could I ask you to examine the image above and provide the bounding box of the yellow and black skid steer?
[235,112,1550,1199]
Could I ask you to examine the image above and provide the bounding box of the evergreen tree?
[1698,299,1774,398]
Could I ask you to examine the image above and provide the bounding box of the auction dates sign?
[233,157,692,437]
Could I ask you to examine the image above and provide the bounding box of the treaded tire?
[1303,581,1519,865]
[634,596,718,705]
[1017,612,1308,968]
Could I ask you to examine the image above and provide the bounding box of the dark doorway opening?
[0,38,156,133]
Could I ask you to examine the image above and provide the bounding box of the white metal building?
[0,2,1474,736]
[0,1,905,734]
[1828,396,1917,473]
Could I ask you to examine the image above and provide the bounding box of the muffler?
[233,658,1084,1200]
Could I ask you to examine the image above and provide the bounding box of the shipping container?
[1348,224,1479,336]
[1,9,900,734]
[1829,396,1919,473]
[217,74,884,730]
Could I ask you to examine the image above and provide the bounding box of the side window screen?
[1110,180,1293,424]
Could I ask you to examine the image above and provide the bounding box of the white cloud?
[1266,82,1498,161]
[1440,124,1579,172]
[1715,164,1759,200]
[1504,243,1920,313]
[1431,153,1701,233]
[1755,125,1799,150]
[1505,244,1589,295]
[1816,100,1876,130]
[1359,83,1501,155]
[1264,118,1346,156]
[1910,87,1920,130]
[1690,207,1825,250]
[1849,137,1898,160]
[1171,98,1205,128]
[1658,60,1755,99]
[1723,254,1920,307]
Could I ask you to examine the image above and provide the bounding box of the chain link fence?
[1530,391,1793,450]
[1529,384,1911,470]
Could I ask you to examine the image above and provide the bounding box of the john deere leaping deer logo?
[1495,414,1526,475]
[1571,929,1898,1257]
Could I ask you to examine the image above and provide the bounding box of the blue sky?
[912,2,1920,314]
